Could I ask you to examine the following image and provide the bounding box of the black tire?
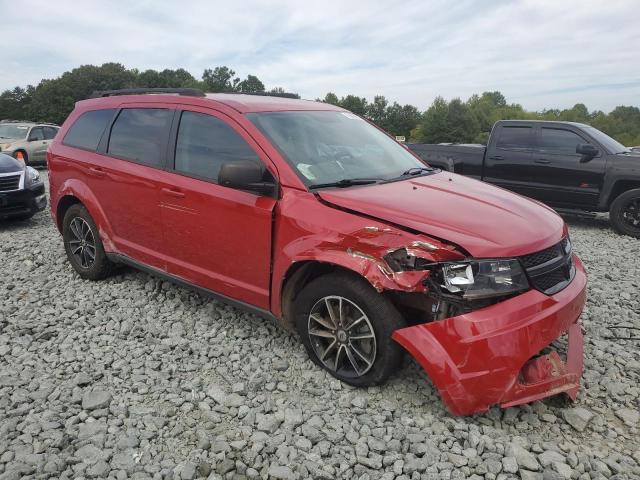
[62,204,114,280]
[13,150,28,165]
[609,188,640,238]
[294,272,406,387]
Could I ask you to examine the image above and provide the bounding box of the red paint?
[48,93,587,415]
[392,256,586,415]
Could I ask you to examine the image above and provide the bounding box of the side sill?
[106,253,279,323]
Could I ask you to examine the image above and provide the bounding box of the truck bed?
[408,143,486,179]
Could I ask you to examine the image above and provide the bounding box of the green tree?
[321,92,339,105]
[202,66,240,92]
[339,95,368,116]
[237,75,265,93]
[411,96,450,143]
[366,95,388,126]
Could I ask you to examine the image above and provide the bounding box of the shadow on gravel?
[561,213,612,233]
[0,216,41,232]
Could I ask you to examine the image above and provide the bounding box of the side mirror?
[576,143,599,163]
[218,160,276,196]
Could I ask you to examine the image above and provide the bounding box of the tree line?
[1,63,639,146]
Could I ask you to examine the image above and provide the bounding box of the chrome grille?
[0,174,21,192]
[520,238,574,295]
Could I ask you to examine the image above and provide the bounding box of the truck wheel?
[293,272,406,387]
[610,188,640,238]
[62,204,114,280]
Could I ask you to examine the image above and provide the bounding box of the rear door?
[157,106,277,309]
[91,105,174,269]
[528,126,606,207]
[483,123,538,198]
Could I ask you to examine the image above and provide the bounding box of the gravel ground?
[0,171,639,480]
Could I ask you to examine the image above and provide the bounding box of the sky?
[1,0,638,112]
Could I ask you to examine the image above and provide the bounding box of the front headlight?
[26,166,41,184]
[439,259,529,300]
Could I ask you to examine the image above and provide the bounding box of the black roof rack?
[238,91,300,99]
[90,88,206,98]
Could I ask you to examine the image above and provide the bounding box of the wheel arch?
[607,180,640,209]
[55,195,82,232]
[53,179,117,252]
[279,260,364,331]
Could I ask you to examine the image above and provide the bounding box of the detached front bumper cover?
[392,255,587,416]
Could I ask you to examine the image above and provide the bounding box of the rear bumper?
[392,254,587,416]
[0,183,47,219]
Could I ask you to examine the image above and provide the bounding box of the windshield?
[584,126,628,154]
[0,124,30,140]
[247,111,427,187]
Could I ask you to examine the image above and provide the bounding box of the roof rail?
[238,91,301,99]
[90,88,206,98]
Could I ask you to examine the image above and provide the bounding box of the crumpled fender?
[270,189,465,318]
[54,178,117,253]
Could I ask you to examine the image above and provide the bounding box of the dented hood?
[318,172,565,258]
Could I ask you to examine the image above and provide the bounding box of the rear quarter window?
[63,109,116,151]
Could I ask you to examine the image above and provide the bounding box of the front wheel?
[610,188,640,238]
[294,272,406,387]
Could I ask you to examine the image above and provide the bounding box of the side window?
[43,127,58,140]
[108,109,173,167]
[539,128,583,155]
[174,111,262,182]
[496,126,532,150]
[28,127,44,141]
[64,109,116,151]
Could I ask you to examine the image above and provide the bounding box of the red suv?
[48,88,587,416]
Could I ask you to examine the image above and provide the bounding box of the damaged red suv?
[48,89,587,415]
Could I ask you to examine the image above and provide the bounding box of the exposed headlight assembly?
[439,259,529,300]
[26,166,41,185]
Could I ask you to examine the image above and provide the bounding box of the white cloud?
[1,0,638,111]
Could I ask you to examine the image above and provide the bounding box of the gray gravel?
[1,171,639,480]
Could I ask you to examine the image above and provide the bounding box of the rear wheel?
[610,188,640,238]
[294,272,406,386]
[62,204,114,280]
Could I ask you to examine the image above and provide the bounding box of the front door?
[27,127,48,163]
[158,108,277,309]
[528,126,607,208]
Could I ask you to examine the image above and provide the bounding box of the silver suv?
[0,120,60,165]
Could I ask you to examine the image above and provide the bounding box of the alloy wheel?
[307,295,377,378]
[621,198,640,230]
[68,217,96,269]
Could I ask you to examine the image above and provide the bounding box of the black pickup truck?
[409,120,640,237]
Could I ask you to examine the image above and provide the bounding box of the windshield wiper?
[400,166,435,176]
[309,178,381,189]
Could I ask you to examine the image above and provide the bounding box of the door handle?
[535,158,551,164]
[161,187,185,198]
[489,155,504,161]
[88,167,106,177]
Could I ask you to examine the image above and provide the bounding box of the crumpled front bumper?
[392,254,587,416]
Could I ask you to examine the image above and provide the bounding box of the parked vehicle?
[631,146,640,153]
[0,152,47,219]
[48,89,587,416]
[409,120,640,237]
[0,120,60,165]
